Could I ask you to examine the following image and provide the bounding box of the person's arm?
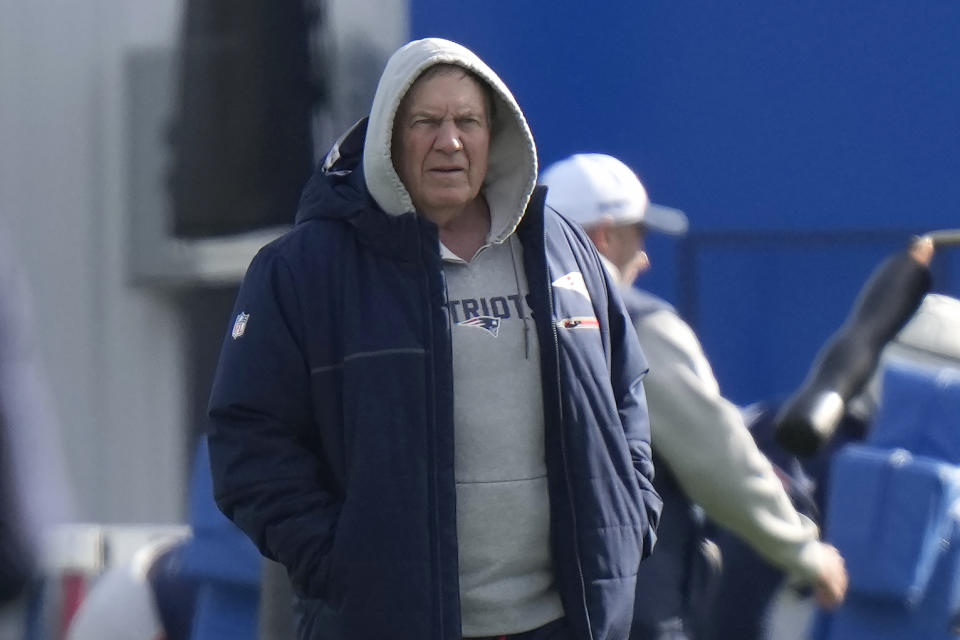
[637,309,846,602]
[602,273,662,558]
[207,248,340,598]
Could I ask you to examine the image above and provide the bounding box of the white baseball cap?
[540,153,688,235]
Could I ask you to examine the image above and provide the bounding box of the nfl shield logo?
[231,312,250,339]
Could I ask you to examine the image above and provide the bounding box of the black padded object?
[167,0,321,238]
[774,249,932,456]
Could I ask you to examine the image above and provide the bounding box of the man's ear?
[586,222,611,253]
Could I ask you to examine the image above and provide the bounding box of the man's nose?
[434,121,463,153]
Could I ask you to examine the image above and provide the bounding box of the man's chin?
[422,189,475,210]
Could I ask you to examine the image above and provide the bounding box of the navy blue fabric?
[207,122,661,640]
[628,468,701,640]
[695,530,786,640]
[468,617,574,640]
[147,543,199,640]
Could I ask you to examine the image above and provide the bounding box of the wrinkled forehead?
[397,63,495,120]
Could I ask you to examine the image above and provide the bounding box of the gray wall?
[0,0,407,525]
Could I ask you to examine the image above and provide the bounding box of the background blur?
[1,0,958,546]
[0,0,406,531]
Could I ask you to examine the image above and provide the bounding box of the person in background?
[540,153,848,640]
[64,533,195,640]
[703,236,944,640]
[0,226,72,637]
[207,40,661,640]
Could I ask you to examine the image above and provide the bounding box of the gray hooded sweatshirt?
[362,38,564,636]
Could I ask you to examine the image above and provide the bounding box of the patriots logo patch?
[552,271,592,302]
[458,316,501,337]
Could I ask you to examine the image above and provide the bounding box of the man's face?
[392,67,491,225]
[605,223,650,284]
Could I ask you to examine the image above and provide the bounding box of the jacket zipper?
[420,218,463,640]
[417,220,446,640]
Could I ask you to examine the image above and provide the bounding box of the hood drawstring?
[508,236,531,360]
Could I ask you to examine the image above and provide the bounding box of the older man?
[207,40,661,640]
[541,153,848,639]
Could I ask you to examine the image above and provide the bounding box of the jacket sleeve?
[207,248,340,598]
[603,272,662,558]
[636,309,823,582]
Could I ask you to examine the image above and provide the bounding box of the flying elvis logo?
[447,293,528,338]
[457,316,501,337]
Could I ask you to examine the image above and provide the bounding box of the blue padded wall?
[410,1,960,403]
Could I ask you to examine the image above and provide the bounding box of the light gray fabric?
[633,306,823,582]
[362,37,538,246]
[444,237,563,636]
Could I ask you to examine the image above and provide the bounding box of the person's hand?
[909,235,935,266]
[812,543,848,609]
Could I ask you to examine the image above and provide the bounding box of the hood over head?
[362,37,538,245]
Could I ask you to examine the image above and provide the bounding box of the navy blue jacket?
[207,124,661,640]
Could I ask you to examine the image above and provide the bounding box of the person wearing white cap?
[541,153,849,639]
[539,153,689,288]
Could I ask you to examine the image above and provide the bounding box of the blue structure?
[410,1,960,404]
[181,437,261,640]
[816,361,960,639]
